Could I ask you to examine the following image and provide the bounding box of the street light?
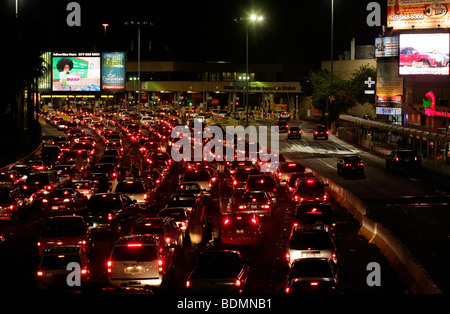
[102,23,109,49]
[234,14,264,123]
[124,20,154,108]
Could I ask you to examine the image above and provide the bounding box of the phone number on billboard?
[389,14,424,21]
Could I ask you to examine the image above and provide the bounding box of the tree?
[308,69,356,123]
[349,64,377,106]
[307,64,377,123]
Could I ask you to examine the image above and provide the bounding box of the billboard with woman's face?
[52,52,101,91]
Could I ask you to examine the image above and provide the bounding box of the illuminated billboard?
[101,52,126,90]
[52,52,101,92]
[38,52,51,92]
[388,0,450,30]
[375,37,399,58]
[399,33,450,75]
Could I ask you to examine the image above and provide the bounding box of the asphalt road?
[0,118,408,295]
[252,118,450,294]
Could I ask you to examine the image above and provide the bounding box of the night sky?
[2,0,387,66]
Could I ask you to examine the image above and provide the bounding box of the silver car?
[181,169,213,197]
[285,225,337,266]
[114,179,153,208]
[107,235,174,291]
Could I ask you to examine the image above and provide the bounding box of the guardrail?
[306,167,443,294]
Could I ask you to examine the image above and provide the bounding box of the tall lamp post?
[124,20,153,109]
[234,14,264,123]
[327,0,335,130]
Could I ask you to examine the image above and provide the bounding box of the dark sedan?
[337,155,365,175]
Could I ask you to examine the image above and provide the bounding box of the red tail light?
[235,279,241,287]
[285,252,290,261]
[158,259,163,272]
[107,260,112,273]
[108,213,113,220]
[37,271,43,277]
[310,282,319,286]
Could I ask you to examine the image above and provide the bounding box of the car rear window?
[41,254,82,270]
[115,182,146,193]
[242,192,268,203]
[246,176,276,189]
[280,163,305,173]
[42,219,86,237]
[87,195,122,211]
[235,168,259,181]
[289,232,332,250]
[0,190,12,202]
[289,259,335,278]
[296,181,325,194]
[192,252,243,278]
[131,224,164,235]
[183,170,211,181]
[112,245,158,261]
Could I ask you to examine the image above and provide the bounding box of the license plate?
[405,159,409,162]
[52,206,59,210]
[251,205,258,209]
[236,230,244,234]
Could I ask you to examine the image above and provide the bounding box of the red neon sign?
[424,91,450,118]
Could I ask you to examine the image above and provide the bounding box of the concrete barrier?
[303,167,443,294]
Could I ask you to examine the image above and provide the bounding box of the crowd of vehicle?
[0,106,418,294]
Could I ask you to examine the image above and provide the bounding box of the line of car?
[1,108,419,294]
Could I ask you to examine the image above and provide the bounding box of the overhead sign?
[387,0,450,30]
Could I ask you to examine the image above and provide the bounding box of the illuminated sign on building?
[423,91,450,117]
[376,107,402,115]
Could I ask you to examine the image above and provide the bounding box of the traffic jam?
[0,108,358,295]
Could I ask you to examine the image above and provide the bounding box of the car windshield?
[112,245,157,261]
[289,259,335,278]
[289,232,332,250]
[41,254,82,270]
[87,195,122,211]
[42,218,86,237]
[115,182,146,194]
[192,252,243,279]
